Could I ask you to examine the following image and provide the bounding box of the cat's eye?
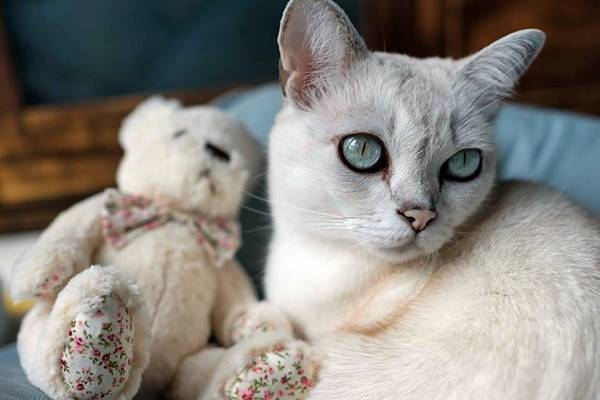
[442,149,482,181]
[173,129,187,138]
[339,134,386,173]
[205,142,230,162]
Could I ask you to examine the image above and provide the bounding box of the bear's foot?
[224,339,319,400]
[60,293,135,400]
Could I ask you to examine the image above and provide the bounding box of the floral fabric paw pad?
[60,294,135,400]
[226,344,317,400]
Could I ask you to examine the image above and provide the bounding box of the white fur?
[266,1,600,399]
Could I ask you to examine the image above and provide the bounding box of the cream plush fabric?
[9,97,291,400]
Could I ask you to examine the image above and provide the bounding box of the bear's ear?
[119,96,182,149]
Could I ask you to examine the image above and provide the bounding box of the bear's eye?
[205,142,230,162]
[173,129,187,139]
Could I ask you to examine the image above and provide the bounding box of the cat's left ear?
[457,29,545,117]
[278,0,368,108]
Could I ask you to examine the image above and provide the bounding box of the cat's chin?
[365,231,449,264]
[368,241,434,264]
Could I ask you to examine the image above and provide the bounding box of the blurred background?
[0,0,599,347]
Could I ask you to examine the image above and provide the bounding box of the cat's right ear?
[278,0,368,108]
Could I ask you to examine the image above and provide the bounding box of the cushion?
[497,103,600,214]
[0,344,46,399]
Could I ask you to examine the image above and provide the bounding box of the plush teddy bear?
[9,97,303,400]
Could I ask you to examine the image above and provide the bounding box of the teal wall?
[5,0,359,105]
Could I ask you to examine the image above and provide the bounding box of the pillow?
[496,103,600,214]
[0,344,47,399]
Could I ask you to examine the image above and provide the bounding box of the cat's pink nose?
[397,208,437,232]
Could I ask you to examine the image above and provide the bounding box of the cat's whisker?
[242,225,273,234]
[240,204,272,218]
[243,189,348,220]
[242,216,350,236]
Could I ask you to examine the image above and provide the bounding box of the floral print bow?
[101,189,240,267]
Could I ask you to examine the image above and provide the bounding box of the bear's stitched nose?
[397,208,437,232]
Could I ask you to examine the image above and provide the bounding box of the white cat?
[265,0,600,399]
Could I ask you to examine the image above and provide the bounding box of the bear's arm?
[10,192,106,300]
[212,259,295,347]
[211,259,258,347]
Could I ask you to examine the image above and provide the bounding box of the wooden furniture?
[361,0,600,116]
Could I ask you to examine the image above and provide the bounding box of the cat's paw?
[11,244,85,300]
[230,302,294,344]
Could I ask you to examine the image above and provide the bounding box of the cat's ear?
[278,0,368,108]
[457,29,545,117]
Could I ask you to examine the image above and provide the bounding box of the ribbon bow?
[101,189,240,267]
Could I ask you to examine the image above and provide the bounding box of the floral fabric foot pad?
[226,344,318,400]
[60,294,135,400]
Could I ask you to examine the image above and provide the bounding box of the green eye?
[339,134,386,172]
[443,149,482,181]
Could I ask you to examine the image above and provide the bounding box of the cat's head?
[269,0,545,263]
[117,97,261,218]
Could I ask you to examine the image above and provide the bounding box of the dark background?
[4,0,359,105]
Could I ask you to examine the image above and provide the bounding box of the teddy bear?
[9,96,314,400]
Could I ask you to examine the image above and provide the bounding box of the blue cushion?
[497,104,600,214]
[0,345,47,399]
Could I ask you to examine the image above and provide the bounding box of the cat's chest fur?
[265,232,434,339]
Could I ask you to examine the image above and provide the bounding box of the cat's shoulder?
[467,180,600,265]
[484,180,598,233]
[436,180,600,312]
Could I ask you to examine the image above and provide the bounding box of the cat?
[264,0,600,399]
